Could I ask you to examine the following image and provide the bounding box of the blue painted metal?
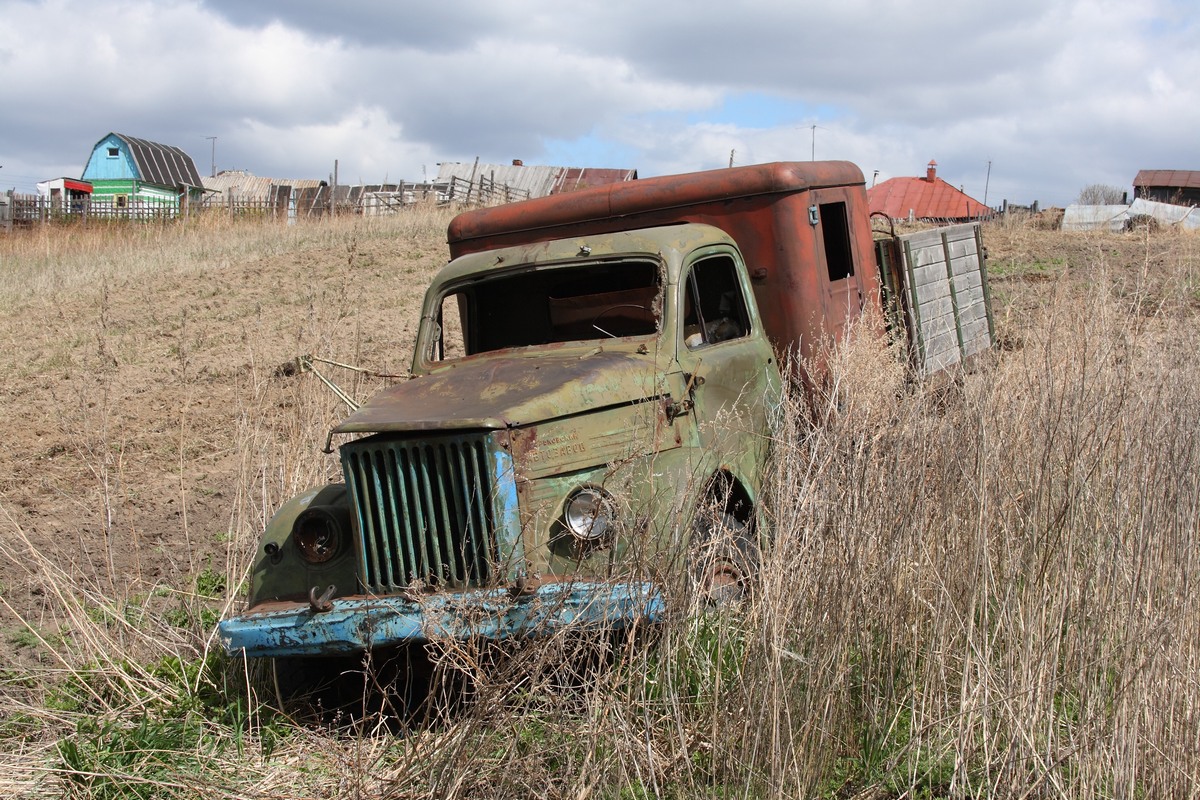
[219,581,664,658]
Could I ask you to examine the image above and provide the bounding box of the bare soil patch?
[0,213,453,651]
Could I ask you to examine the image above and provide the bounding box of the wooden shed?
[1133,170,1200,206]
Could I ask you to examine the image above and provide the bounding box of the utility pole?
[205,136,217,178]
[983,159,992,207]
[811,125,816,161]
[729,149,735,168]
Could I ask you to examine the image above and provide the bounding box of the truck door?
[675,248,778,472]
[813,198,866,337]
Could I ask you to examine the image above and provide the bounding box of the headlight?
[294,507,343,564]
[564,488,616,542]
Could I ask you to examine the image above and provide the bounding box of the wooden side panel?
[899,222,995,376]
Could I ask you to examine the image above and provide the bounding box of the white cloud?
[0,0,1195,205]
[234,106,435,182]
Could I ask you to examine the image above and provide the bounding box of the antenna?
[204,136,217,178]
[808,125,826,161]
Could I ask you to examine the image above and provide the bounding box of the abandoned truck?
[219,160,994,659]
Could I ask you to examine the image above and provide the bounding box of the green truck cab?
[219,161,993,658]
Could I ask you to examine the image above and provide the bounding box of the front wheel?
[689,509,758,607]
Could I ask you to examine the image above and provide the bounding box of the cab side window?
[682,255,751,349]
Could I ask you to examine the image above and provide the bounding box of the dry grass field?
[0,210,1197,798]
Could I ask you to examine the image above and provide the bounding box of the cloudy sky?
[1,0,1196,207]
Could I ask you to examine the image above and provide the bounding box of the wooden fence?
[3,192,314,225]
[1,174,531,230]
[443,175,531,206]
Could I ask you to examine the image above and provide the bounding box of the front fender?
[247,483,359,607]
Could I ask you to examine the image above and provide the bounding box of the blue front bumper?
[219,581,665,658]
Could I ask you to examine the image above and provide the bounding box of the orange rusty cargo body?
[448,161,881,362]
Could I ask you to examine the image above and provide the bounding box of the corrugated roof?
[110,133,203,189]
[435,162,636,198]
[868,173,990,221]
[1133,170,1200,190]
[202,171,326,200]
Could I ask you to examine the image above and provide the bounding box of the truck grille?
[340,434,499,592]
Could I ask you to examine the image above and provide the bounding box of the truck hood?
[333,349,669,434]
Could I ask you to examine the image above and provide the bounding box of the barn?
[1133,170,1200,206]
[81,132,205,212]
[868,161,991,223]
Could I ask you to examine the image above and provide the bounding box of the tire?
[688,508,759,607]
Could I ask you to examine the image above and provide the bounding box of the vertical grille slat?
[434,443,461,585]
[460,441,488,581]
[341,434,500,593]
[450,443,473,580]
[393,448,419,584]
[349,451,384,587]
[378,449,401,589]
[417,445,441,581]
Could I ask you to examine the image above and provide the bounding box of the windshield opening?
[431,258,662,361]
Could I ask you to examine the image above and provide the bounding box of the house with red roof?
[868,161,991,222]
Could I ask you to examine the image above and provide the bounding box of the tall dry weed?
[1,221,1197,798]
[383,231,1200,797]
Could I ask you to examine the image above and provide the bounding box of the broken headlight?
[294,507,345,564]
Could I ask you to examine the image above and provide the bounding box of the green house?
[81,133,204,213]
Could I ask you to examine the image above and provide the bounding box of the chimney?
[512,159,524,167]
[926,160,937,182]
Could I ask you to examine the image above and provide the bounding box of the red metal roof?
[868,163,990,221]
[63,179,92,193]
[1134,170,1200,190]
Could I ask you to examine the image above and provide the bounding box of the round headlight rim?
[293,507,344,565]
[563,486,616,543]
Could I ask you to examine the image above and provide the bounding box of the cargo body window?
[431,258,661,361]
[819,202,855,282]
[682,255,751,349]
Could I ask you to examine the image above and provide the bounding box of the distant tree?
[1076,184,1127,205]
